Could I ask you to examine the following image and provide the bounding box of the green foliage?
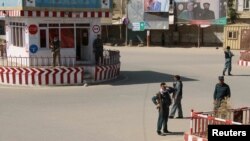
[216,97,231,119]
[227,0,240,24]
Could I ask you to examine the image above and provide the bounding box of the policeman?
[93,34,104,65]
[169,75,183,119]
[50,36,61,67]
[152,83,175,135]
[223,46,234,76]
[213,76,231,111]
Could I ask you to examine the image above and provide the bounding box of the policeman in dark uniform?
[213,76,231,111]
[223,46,234,76]
[50,36,61,67]
[93,34,104,65]
[152,82,175,135]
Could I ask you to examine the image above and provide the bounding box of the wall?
[149,25,223,46]
[5,17,102,65]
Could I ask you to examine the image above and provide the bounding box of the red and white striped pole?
[190,109,194,134]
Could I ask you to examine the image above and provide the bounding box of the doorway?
[76,28,89,61]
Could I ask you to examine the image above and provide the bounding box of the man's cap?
[226,46,230,49]
[160,82,167,87]
[203,2,210,5]
[218,76,224,80]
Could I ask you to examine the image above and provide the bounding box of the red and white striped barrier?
[95,64,120,82]
[238,60,250,67]
[0,67,84,86]
[185,108,248,141]
[0,10,111,18]
[184,133,207,141]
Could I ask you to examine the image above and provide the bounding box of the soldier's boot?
[222,71,225,76]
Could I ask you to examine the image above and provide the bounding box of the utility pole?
[120,0,123,40]
[125,0,128,46]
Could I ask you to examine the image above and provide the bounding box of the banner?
[128,0,169,30]
[175,0,227,25]
[144,0,169,12]
[34,0,111,9]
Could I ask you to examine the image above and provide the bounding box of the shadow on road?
[167,132,185,136]
[228,74,250,77]
[108,71,198,86]
[158,132,184,136]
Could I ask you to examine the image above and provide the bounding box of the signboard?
[29,44,38,54]
[0,0,22,7]
[132,22,145,31]
[101,0,110,9]
[28,24,38,35]
[128,0,169,30]
[34,0,107,9]
[144,0,169,12]
[175,0,227,25]
[25,0,36,7]
[92,25,101,33]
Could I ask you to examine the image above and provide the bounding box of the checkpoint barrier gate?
[184,107,250,141]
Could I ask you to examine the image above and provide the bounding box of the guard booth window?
[39,23,75,48]
[40,29,47,48]
[10,22,25,47]
[228,31,237,39]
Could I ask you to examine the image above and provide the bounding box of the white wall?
[5,17,102,66]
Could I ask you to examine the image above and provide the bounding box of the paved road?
[0,46,249,141]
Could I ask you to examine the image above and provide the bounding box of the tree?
[227,0,240,24]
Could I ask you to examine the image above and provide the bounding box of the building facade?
[224,0,250,50]
[107,0,225,47]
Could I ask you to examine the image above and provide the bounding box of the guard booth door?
[76,28,89,61]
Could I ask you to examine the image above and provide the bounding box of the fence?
[190,107,250,138]
[0,49,120,67]
[98,49,120,66]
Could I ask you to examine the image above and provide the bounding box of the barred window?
[10,22,25,47]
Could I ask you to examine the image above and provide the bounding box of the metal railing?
[99,49,120,66]
[190,107,250,138]
[0,56,76,67]
[0,50,120,67]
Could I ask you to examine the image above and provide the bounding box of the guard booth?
[0,0,121,86]
[0,0,112,66]
[224,24,250,50]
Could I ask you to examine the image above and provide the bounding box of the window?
[10,22,25,47]
[228,31,237,39]
[40,29,47,48]
[244,0,250,10]
[61,28,74,48]
[39,23,76,49]
[49,28,59,43]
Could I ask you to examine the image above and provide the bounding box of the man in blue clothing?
[223,46,234,76]
[213,76,231,111]
[152,82,175,135]
[146,0,162,12]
